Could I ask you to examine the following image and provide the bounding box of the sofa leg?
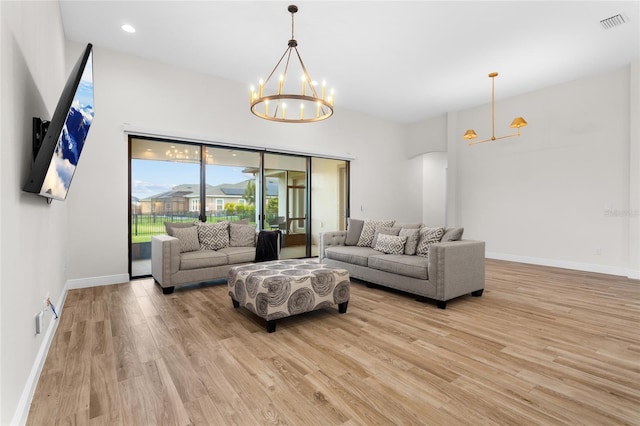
[231,298,240,308]
[471,289,484,297]
[266,321,276,333]
[162,286,175,295]
[436,300,447,309]
[415,296,428,303]
[338,301,348,314]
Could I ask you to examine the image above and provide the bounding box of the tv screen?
[23,43,94,201]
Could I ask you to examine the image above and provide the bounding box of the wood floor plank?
[27,259,640,425]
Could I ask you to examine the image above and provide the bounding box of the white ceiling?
[59,1,639,123]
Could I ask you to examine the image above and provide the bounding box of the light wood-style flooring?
[27,259,640,425]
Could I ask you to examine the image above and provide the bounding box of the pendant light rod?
[463,72,528,146]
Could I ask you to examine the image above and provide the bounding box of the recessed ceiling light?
[121,24,136,33]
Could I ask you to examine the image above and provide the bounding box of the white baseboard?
[66,273,130,289]
[11,273,129,425]
[10,284,69,426]
[486,252,639,279]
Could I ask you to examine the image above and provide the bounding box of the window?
[239,199,246,206]
[216,199,224,210]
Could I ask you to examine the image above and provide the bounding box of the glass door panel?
[204,147,261,226]
[311,158,348,256]
[130,138,201,277]
[264,153,308,259]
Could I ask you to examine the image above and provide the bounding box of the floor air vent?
[600,14,627,30]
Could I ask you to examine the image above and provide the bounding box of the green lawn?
[130,214,255,243]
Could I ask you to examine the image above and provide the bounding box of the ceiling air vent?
[600,14,627,30]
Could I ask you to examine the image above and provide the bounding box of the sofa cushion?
[197,221,230,250]
[374,234,407,255]
[218,246,256,264]
[416,227,445,258]
[325,246,380,267]
[399,228,420,255]
[357,219,395,248]
[172,226,200,253]
[372,226,401,248]
[165,221,195,237]
[180,250,228,270]
[229,223,256,247]
[345,218,364,246]
[368,254,429,280]
[441,227,464,242]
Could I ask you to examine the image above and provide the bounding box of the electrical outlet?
[595,247,603,256]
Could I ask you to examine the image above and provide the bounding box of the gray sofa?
[151,221,279,294]
[319,222,485,308]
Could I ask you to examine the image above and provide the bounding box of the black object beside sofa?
[319,219,485,309]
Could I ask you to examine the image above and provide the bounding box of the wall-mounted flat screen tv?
[23,43,94,201]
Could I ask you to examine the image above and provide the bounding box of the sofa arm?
[429,240,485,301]
[151,235,181,287]
[319,231,347,261]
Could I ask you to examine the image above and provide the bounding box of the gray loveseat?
[151,221,278,294]
[319,219,485,308]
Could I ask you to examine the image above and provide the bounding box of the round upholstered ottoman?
[228,259,350,332]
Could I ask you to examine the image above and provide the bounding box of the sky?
[131,160,254,200]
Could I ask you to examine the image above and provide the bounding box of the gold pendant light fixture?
[250,5,334,123]
[463,72,528,146]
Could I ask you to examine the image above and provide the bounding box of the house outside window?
[165,202,171,211]
[190,199,199,211]
[216,199,224,210]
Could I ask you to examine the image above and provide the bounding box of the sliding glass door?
[264,153,308,259]
[130,138,201,277]
[129,136,349,277]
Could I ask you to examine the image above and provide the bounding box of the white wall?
[1,2,68,424]
[64,44,420,282]
[422,152,447,227]
[412,65,639,278]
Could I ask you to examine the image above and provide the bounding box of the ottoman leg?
[338,301,349,314]
[266,321,276,333]
[231,298,239,308]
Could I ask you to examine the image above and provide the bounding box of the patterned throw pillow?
[172,226,200,253]
[399,228,421,255]
[229,223,256,247]
[371,226,401,248]
[416,227,445,257]
[374,234,408,255]
[357,220,395,247]
[197,221,230,250]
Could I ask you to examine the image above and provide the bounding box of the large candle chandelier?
[463,72,528,146]
[250,5,334,123]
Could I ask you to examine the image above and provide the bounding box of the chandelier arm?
[293,47,318,99]
[282,46,294,89]
[264,46,293,86]
[293,47,329,116]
